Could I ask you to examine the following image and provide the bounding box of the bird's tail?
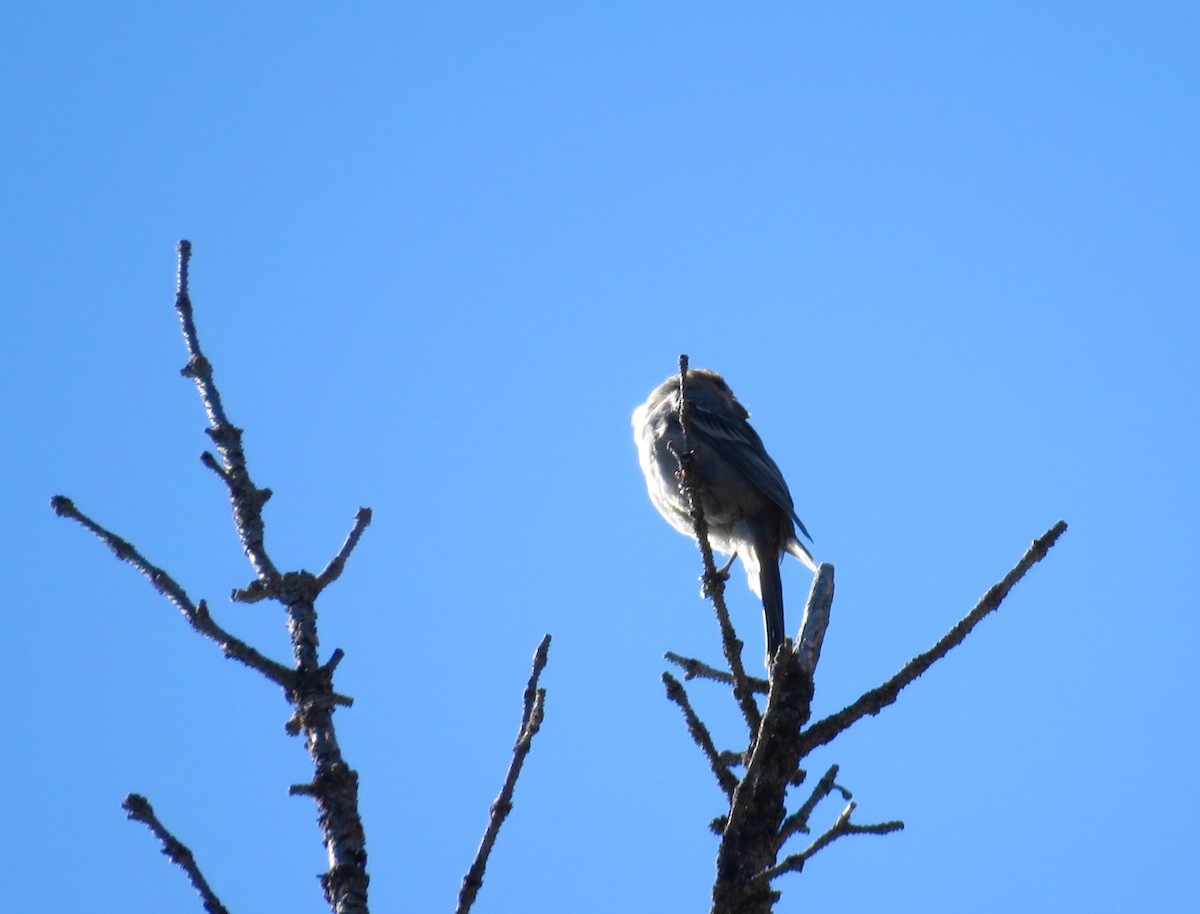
[786,535,817,572]
[747,542,786,663]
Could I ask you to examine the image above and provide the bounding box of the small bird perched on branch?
[632,368,816,663]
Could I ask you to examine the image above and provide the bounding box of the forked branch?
[763,800,904,881]
[54,242,373,914]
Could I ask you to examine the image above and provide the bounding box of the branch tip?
[798,520,1069,757]
[663,671,739,799]
[457,636,553,914]
[121,791,231,914]
[316,507,375,590]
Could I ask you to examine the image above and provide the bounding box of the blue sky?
[3,3,1197,911]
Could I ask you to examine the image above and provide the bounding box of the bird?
[632,368,815,663]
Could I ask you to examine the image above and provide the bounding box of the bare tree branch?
[174,239,280,589]
[55,243,373,914]
[671,354,762,739]
[797,520,1068,757]
[122,793,231,914]
[707,552,855,911]
[763,800,904,881]
[316,508,374,591]
[776,764,848,846]
[654,357,1066,912]
[713,646,815,914]
[664,652,768,694]
[664,672,740,800]
[795,564,834,676]
[49,495,295,688]
[177,243,371,913]
[457,634,552,914]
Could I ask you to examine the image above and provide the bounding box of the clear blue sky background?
[3,4,1196,912]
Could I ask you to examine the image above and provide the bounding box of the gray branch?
[457,635,552,914]
[763,800,904,881]
[657,355,1068,914]
[795,564,834,677]
[54,242,373,914]
[49,496,294,688]
[664,671,740,800]
[797,520,1068,757]
[664,652,768,694]
[122,794,231,914]
[174,239,280,588]
[316,508,374,591]
[776,764,848,846]
[672,354,763,739]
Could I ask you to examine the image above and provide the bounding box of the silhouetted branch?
[671,354,762,739]
[763,800,904,881]
[797,520,1068,757]
[49,496,294,688]
[316,508,374,591]
[457,634,552,914]
[55,243,372,914]
[664,652,768,694]
[656,358,1067,912]
[777,764,849,845]
[175,239,280,588]
[713,647,814,913]
[122,793,231,914]
[664,672,739,800]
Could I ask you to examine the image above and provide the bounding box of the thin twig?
[174,239,280,587]
[49,495,294,687]
[122,793,231,914]
[457,635,552,914]
[763,801,904,881]
[663,672,739,799]
[672,353,762,738]
[777,764,848,845]
[316,508,374,591]
[230,579,272,604]
[664,652,768,694]
[797,521,1068,757]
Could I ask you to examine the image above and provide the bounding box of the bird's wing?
[690,398,813,542]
